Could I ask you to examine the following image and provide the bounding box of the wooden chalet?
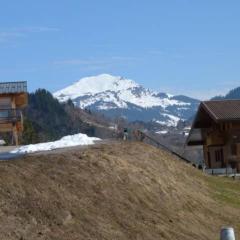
[187,100,240,173]
[0,82,28,145]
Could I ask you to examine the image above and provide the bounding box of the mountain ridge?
[212,86,240,100]
[54,74,200,126]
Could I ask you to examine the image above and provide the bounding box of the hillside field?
[0,141,239,239]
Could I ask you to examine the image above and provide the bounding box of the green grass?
[207,176,240,208]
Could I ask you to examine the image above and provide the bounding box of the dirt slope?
[0,142,239,240]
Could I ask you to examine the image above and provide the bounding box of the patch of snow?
[78,91,128,109]
[154,114,180,127]
[162,113,181,127]
[166,93,174,98]
[97,105,116,110]
[155,120,167,125]
[0,139,6,146]
[11,133,101,154]
[177,107,190,110]
[156,130,168,134]
[118,89,185,108]
[109,125,117,130]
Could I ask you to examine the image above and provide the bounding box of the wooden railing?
[134,129,191,163]
[0,109,22,123]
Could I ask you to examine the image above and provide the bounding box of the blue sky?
[0,0,240,99]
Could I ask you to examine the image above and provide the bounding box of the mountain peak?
[54,74,139,102]
[54,74,200,126]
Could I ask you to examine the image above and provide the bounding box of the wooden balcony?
[206,133,225,146]
[0,109,23,124]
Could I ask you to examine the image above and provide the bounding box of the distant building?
[0,82,28,145]
[187,100,240,174]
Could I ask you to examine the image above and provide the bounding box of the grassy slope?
[0,142,239,240]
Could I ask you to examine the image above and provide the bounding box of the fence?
[133,129,191,163]
[205,168,237,175]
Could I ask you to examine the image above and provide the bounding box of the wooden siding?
[0,92,27,145]
[202,123,240,172]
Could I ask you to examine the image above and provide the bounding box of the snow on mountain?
[156,130,168,135]
[54,74,189,109]
[155,113,181,127]
[55,74,137,102]
[54,74,200,126]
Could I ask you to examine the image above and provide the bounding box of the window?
[231,144,237,156]
[215,149,224,163]
[0,110,9,118]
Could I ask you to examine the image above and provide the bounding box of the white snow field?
[156,130,168,135]
[54,73,190,109]
[11,133,101,154]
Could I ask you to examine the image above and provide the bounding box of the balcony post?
[13,124,19,146]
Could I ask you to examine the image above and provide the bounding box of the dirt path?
[0,146,17,153]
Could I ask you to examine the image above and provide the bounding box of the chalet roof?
[186,100,240,146]
[202,100,240,121]
[0,81,27,94]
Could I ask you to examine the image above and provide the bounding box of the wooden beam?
[13,124,19,146]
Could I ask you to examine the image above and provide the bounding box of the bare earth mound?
[0,142,239,240]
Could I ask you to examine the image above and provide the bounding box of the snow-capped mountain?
[54,74,200,126]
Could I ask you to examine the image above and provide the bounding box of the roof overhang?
[186,128,204,146]
[186,103,213,146]
[187,100,240,146]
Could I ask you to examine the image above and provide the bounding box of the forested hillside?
[20,89,115,144]
[212,86,240,100]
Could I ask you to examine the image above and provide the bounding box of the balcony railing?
[0,109,22,123]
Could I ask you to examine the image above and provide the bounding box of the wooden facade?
[0,82,28,145]
[187,100,240,173]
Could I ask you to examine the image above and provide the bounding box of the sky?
[0,0,240,100]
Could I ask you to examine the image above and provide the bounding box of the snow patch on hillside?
[162,113,181,127]
[118,89,184,108]
[155,113,181,127]
[11,133,101,154]
[78,91,128,109]
[156,130,168,134]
